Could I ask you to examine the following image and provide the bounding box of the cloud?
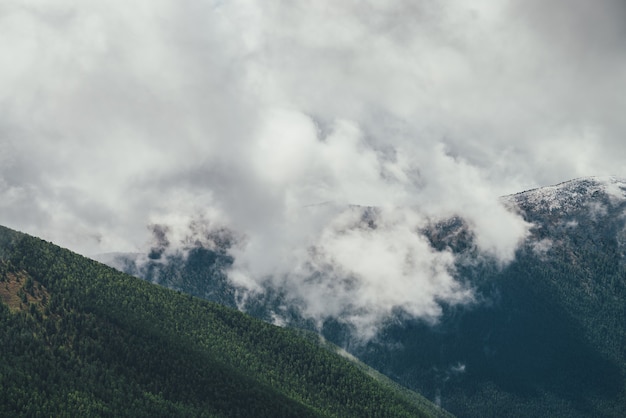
[1,0,625,337]
[272,206,474,340]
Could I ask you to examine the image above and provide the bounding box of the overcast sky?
[2,0,625,335]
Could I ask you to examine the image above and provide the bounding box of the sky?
[2,0,626,336]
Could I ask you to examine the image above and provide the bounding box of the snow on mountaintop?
[503,176,626,213]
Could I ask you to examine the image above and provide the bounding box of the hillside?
[356,177,626,417]
[0,225,449,417]
[109,176,626,417]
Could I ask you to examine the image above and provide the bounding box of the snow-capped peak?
[504,176,626,213]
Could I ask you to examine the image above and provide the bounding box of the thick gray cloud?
[1,0,625,336]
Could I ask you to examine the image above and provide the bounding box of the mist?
[2,0,625,337]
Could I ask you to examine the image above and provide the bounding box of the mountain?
[0,225,449,417]
[354,177,626,417]
[108,176,626,417]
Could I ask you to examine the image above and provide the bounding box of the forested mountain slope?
[0,225,449,418]
[356,177,626,417]
[109,176,626,417]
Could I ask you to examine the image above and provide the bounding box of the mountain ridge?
[0,224,449,417]
[104,176,626,417]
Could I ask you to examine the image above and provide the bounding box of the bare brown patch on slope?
[0,268,50,313]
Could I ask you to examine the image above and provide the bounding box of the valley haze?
[2,1,626,334]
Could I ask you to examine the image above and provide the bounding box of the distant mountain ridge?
[506,176,626,211]
[105,177,626,417]
[370,176,626,417]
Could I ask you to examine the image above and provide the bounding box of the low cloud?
[2,0,624,337]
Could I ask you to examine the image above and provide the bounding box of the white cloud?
[2,0,625,336]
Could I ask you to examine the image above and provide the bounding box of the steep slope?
[0,225,449,418]
[109,176,626,417]
[356,177,626,417]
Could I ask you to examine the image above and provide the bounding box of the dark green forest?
[113,178,626,417]
[0,225,448,417]
[356,180,626,417]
